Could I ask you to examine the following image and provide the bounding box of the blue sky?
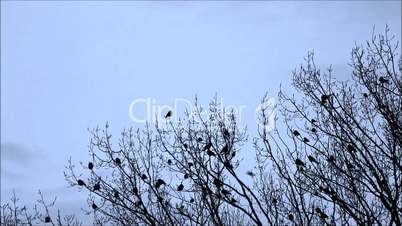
[1,0,401,220]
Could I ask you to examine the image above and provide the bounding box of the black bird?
[92,202,98,210]
[158,197,164,202]
[45,216,51,223]
[272,198,277,204]
[77,179,85,186]
[184,173,189,179]
[288,213,294,221]
[207,150,215,156]
[189,198,195,203]
[220,145,229,154]
[303,137,310,143]
[295,159,305,167]
[246,170,255,177]
[177,183,184,191]
[230,197,237,203]
[224,161,233,169]
[188,162,194,167]
[311,119,317,123]
[363,93,368,98]
[308,155,316,163]
[183,143,188,149]
[93,183,100,191]
[221,189,230,196]
[155,179,166,189]
[379,76,389,84]
[114,190,119,199]
[88,162,94,170]
[115,158,121,165]
[347,144,355,153]
[165,110,172,118]
[204,142,212,150]
[133,187,138,194]
[321,94,330,104]
[315,207,322,214]
[223,128,230,137]
[136,200,143,206]
[141,174,148,180]
[320,212,328,220]
[311,128,317,133]
[293,130,300,136]
[327,155,336,163]
[213,178,223,188]
[167,159,172,165]
[197,137,203,142]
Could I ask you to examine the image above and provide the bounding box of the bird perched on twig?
[114,158,121,165]
[165,110,172,119]
[321,94,331,105]
[93,183,100,191]
[308,155,316,163]
[177,183,184,191]
[295,159,305,170]
[155,179,166,189]
[379,76,389,84]
[246,170,255,177]
[88,162,94,170]
[92,202,98,210]
[293,130,300,136]
[77,179,85,186]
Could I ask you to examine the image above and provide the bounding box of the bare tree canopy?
[2,28,401,226]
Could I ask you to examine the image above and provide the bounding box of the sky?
[1,0,401,222]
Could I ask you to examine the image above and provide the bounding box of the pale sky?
[1,1,401,221]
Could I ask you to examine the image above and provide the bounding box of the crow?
[363,93,368,98]
[246,170,255,177]
[188,162,194,167]
[45,216,51,223]
[92,202,98,210]
[93,183,100,191]
[327,155,336,163]
[288,213,294,221]
[311,119,317,123]
[207,150,215,156]
[347,144,355,153]
[88,162,94,170]
[303,137,310,143]
[308,155,316,163]
[136,200,143,206]
[220,145,229,154]
[155,179,166,189]
[224,161,233,169]
[165,110,172,118]
[133,187,138,194]
[315,207,322,213]
[204,142,212,150]
[321,94,330,104]
[183,143,188,149]
[77,179,85,186]
[115,158,121,165]
[213,178,223,188]
[177,184,184,191]
[221,189,230,196]
[293,130,300,136]
[189,198,195,203]
[295,159,305,167]
[184,173,189,179]
[197,137,203,142]
[114,190,119,199]
[311,128,317,133]
[379,76,389,84]
[167,159,172,165]
[141,174,148,180]
[223,128,230,137]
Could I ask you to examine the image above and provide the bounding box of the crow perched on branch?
[379,76,389,84]
[88,162,94,170]
[115,158,121,165]
[293,130,300,136]
[165,110,172,119]
[177,184,184,192]
[155,179,166,189]
[77,179,85,186]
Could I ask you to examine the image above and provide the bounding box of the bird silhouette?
[45,216,51,223]
[189,198,195,203]
[308,155,316,163]
[77,179,85,186]
[303,137,310,143]
[295,159,305,171]
[321,95,330,104]
[363,93,368,98]
[158,197,164,202]
[114,190,119,199]
[92,202,98,210]
[288,213,294,221]
[204,142,212,150]
[197,137,203,142]
[347,144,355,153]
[230,197,237,203]
[167,159,172,165]
[223,128,230,137]
[183,143,188,149]
[213,178,223,188]
[221,189,230,196]
[311,119,317,123]
[155,179,166,189]
[133,187,138,194]
[293,130,300,136]
[165,110,172,118]
[224,161,233,169]
[88,162,94,170]
[246,170,255,177]
[311,128,317,133]
[379,76,389,84]
[327,155,336,163]
[136,200,143,206]
[177,183,184,191]
[188,162,194,167]
[115,158,121,165]
[184,173,189,179]
[220,145,229,154]
[207,150,215,156]
[93,183,100,191]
